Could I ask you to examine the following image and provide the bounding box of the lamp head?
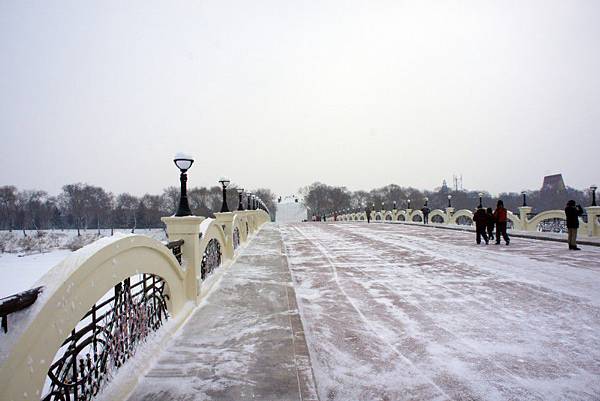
[237,188,244,194]
[591,185,598,191]
[218,177,230,188]
[173,153,194,172]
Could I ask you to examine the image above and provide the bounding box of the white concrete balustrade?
[0,209,271,401]
[334,206,600,237]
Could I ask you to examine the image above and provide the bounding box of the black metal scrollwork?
[537,218,567,233]
[42,274,169,401]
[233,227,240,250]
[200,238,222,280]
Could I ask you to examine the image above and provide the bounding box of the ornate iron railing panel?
[166,239,184,264]
[200,238,222,280]
[232,227,240,250]
[397,215,405,221]
[42,274,169,401]
[431,215,444,224]
[385,214,392,221]
[412,215,423,222]
[455,216,472,226]
[537,218,567,233]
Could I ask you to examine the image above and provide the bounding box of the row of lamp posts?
[325,186,599,220]
[173,154,268,217]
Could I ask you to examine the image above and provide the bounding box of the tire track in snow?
[291,224,454,401]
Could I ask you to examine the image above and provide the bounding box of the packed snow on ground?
[0,229,168,298]
[0,250,72,298]
[280,222,600,401]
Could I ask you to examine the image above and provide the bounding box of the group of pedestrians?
[473,200,510,245]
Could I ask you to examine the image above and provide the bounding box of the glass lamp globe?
[173,153,194,172]
[219,177,230,188]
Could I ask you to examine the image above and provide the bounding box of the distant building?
[275,196,308,223]
[542,174,565,192]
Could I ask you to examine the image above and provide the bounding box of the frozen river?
[281,222,600,400]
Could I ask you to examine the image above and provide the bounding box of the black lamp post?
[424,197,428,207]
[252,195,256,210]
[521,191,527,207]
[237,188,245,211]
[591,185,598,206]
[173,154,194,216]
[393,201,397,210]
[247,192,252,210]
[478,193,483,208]
[407,199,411,209]
[447,194,452,207]
[218,178,230,212]
[381,202,385,211]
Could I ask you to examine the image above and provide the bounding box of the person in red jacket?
[493,200,510,245]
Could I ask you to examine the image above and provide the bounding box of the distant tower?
[441,179,449,193]
[452,174,463,191]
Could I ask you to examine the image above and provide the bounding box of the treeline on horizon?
[0,184,277,234]
[300,182,595,216]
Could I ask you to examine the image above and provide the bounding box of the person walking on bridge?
[565,200,584,250]
[473,206,489,244]
[493,200,510,245]
[421,205,430,224]
[486,207,495,241]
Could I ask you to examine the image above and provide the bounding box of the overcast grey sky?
[1,0,599,197]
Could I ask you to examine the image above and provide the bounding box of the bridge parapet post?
[445,207,454,224]
[586,206,600,237]
[161,216,205,303]
[406,208,412,221]
[518,206,532,230]
[214,212,235,259]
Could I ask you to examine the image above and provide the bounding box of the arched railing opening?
[385,214,392,221]
[375,215,382,221]
[456,216,473,226]
[412,215,422,222]
[537,218,567,233]
[431,215,444,224]
[397,215,405,221]
[201,238,222,279]
[42,274,169,401]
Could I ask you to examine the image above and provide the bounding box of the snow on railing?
[0,286,43,333]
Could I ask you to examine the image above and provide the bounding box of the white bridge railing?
[0,209,270,401]
[334,206,600,237]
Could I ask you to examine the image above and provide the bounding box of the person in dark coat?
[493,200,510,245]
[421,206,430,224]
[366,206,371,223]
[486,207,495,241]
[473,206,489,244]
[565,200,584,250]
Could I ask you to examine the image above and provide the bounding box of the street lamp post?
[173,154,194,217]
[521,191,527,207]
[424,197,429,207]
[381,202,385,211]
[218,178,230,213]
[591,185,598,206]
[447,194,452,208]
[393,201,397,210]
[478,193,483,208]
[407,199,411,209]
[237,188,245,211]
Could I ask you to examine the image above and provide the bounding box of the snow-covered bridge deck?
[128,222,600,401]
[281,223,600,401]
